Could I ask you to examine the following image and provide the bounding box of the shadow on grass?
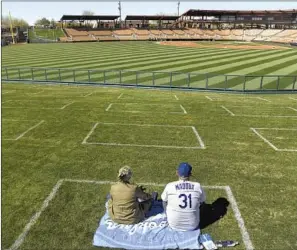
[199,197,230,230]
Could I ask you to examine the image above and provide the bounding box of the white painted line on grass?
[224,186,254,250]
[3,120,45,141]
[241,115,297,118]
[2,119,39,122]
[117,93,124,99]
[7,179,254,250]
[94,122,194,128]
[253,128,297,130]
[191,126,206,149]
[14,120,45,140]
[60,101,75,110]
[7,179,64,250]
[83,92,95,97]
[82,122,204,149]
[256,97,271,103]
[64,179,228,189]
[221,106,235,116]
[288,107,297,112]
[174,95,179,100]
[180,104,187,114]
[277,148,297,152]
[289,97,297,101]
[105,103,113,111]
[251,127,297,152]
[30,90,44,95]
[2,90,15,94]
[82,122,99,144]
[205,96,214,101]
[84,142,203,149]
[2,100,13,104]
[250,128,278,151]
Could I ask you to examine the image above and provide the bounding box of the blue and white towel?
[93,201,202,249]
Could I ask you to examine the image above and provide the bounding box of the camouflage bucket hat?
[118,166,133,181]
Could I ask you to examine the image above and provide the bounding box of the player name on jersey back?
[175,182,195,190]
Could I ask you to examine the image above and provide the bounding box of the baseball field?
[2,41,297,250]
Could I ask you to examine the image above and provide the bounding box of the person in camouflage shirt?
[108,166,152,224]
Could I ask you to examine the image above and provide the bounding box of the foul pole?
[9,11,15,44]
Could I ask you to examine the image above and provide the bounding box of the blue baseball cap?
[177,162,192,177]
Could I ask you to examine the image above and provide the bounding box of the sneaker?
[215,241,239,248]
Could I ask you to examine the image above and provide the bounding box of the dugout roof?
[60,15,120,21]
[125,15,180,21]
[182,9,297,16]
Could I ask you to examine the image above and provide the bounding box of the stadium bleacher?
[57,10,297,44]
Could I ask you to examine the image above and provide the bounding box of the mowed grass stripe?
[5,47,240,80]
[178,50,296,88]
[6,48,256,80]
[17,49,290,85]
[3,46,226,68]
[2,42,162,57]
[208,52,297,89]
[24,49,272,83]
[2,42,204,64]
[75,49,288,85]
[112,50,293,86]
[3,43,194,66]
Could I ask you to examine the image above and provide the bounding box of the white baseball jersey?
[161,180,206,231]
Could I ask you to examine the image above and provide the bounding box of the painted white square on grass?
[221,106,297,118]
[250,128,297,152]
[82,122,205,149]
[105,103,187,114]
[7,179,254,250]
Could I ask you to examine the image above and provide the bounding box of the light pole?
[118,1,122,28]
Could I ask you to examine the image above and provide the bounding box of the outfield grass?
[2,82,297,249]
[29,28,65,41]
[2,42,297,90]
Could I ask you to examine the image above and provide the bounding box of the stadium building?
[55,9,297,44]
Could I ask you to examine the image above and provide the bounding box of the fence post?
[45,69,48,81]
[243,76,246,92]
[153,72,155,86]
[88,70,91,82]
[73,70,76,82]
[224,75,227,90]
[103,71,106,84]
[276,76,280,90]
[136,72,138,86]
[188,73,190,87]
[18,68,21,79]
[260,76,263,90]
[6,68,8,80]
[59,69,61,82]
[119,70,122,84]
[293,76,296,91]
[31,68,34,80]
[170,72,173,88]
[205,74,208,89]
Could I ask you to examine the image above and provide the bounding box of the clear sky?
[2,1,297,25]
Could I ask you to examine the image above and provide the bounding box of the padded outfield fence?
[2,66,296,92]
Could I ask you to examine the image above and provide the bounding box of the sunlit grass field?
[29,28,65,41]
[2,42,297,90]
[1,82,297,249]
